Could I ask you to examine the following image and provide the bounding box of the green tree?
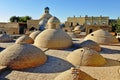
[10,16,32,22]
[115,18,120,33]
[109,19,117,32]
[10,16,19,22]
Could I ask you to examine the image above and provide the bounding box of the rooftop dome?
[54,67,95,80]
[79,40,101,52]
[40,13,52,20]
[15,35,34,44]
[34,29,72,49]
[29,31,41,40]
[74,25,84,31]
[0,43,47,70]
[47,16,60,29]
[66,47,106,66]
[84,29,119,45]
[0,34,13,42]
[47,16,60,23]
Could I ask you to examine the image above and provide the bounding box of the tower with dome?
[27,7,52,31]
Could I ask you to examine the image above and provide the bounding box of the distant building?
[0,22,27,34]
[0,7,113,35]
[65,15,111,34]
[0,7,52,35]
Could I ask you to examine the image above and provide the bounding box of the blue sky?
[0,0,120,22]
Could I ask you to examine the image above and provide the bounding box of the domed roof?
[84,29,119,45]
[15,35,34,44]
[39,13,52,20]
[66,47,106,66]
[47,16,61,29]
[74,25,83,31]
[54,67,95,80]
[79,40,101,52]
[29,31,41,40]
[0,34,13,42]
[34,29,72,49]
[47,16,60,23]
[0,43,47,70]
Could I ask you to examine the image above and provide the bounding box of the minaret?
[44,7,49,14]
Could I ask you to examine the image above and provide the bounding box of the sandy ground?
[0,38,120,80]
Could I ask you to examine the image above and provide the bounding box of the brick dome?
[29,31,41,40]
[67,47,106,66]
[84,29,119,45]
[34,29,72,49]
[15,35,34,44]
[0,34,13,42]
[54,67,95,80]
[0,43,47,70]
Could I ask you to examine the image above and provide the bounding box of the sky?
[0,0,120,22]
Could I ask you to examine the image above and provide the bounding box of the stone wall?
[85,16,109,25]
[65,16,109,28]
[66,17,85,26]
[0,22,19,34]
[0,22,27,35]
[85,25,111,35]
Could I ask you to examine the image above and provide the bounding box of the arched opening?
[91,34,94,36]
[29,27,36,31]
[0,31,2,34]
[19,26,25,34]
[13,32,15,34]
[89,29,93,33]
[71,22,73,27]
[76,23,79,26]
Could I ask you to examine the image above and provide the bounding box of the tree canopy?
[109,18,120,33]
[115,18,120,33]
[10,16,32,22]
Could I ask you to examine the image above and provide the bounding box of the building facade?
[0,22,27,35]
[65,15,111,34]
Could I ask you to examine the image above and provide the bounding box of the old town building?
[65,15,111,34]
[0,22,27,34]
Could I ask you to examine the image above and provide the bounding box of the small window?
[81,49,84,52]
[4,32,6,34]
[29,27,35,31]
[0,31,2,34]
[91,34,94,36]
[71,22,73,26]
[13,32,15,34]
[89,29,93,33]
[65,29,68,32]
[76,23,79,26]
